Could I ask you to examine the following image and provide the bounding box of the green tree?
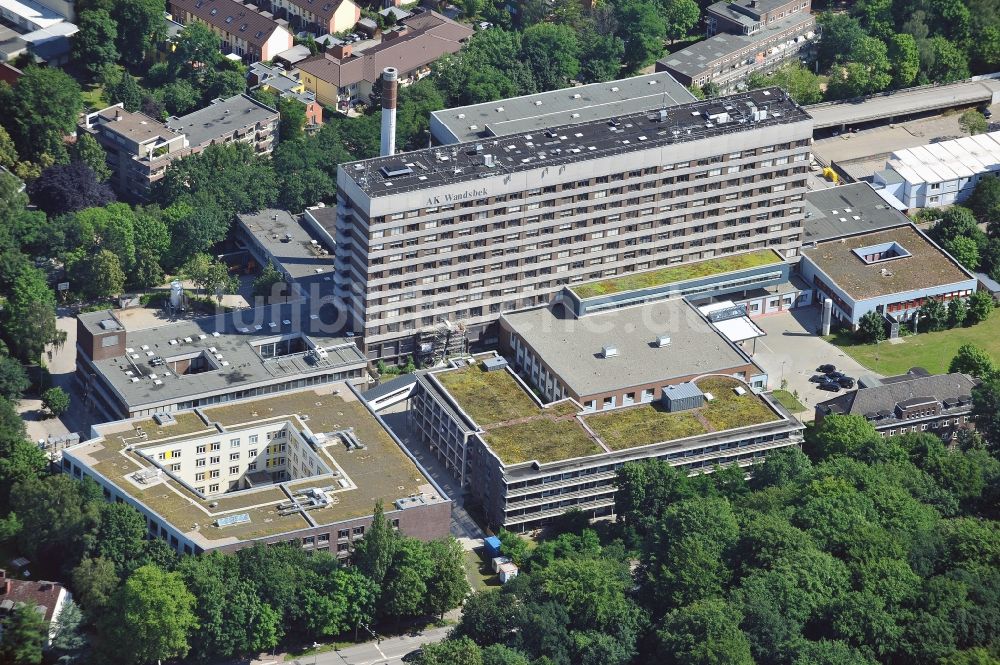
[168,22,222,72]
[944,298,968,330]
[113,0,165,67]
[827,36,892,99]
[182,253,237,303]
[927,36,970,82]
[578,30,624,83]
[50,598,87,662]
[3,265,62,363]
[655,599,753,665]
[277,97,307,142]
[967,289,995,324]
[791,639,878,665]
[968,176,1000,224]
[615,0,666,72]
[11,475,99,572]
[0,66,82,162]
[41,386,70,417]
[662,0,700,43]
[453,591,516,645]
[857,310,886,343]
[520,23,580,92]
[972,373,1000,452]
[807,414,879,459]
[498,529,531,566]
[68,248,126,300]
[381,538,433,619]
[816,13,865,70]
[918,297,948,331]
[252,260,285,298]
[160,79,201,115]
[942,235,982,271]
[0,125,17,169]
[131,206,170,288]
[204,69,247,102]
[70,133,112,182]
[887,33,920,88]
[748,63,824,104]
[352,500,400,587]
[71,556,120,614]
[425,538,469,618]
[0,355,29,401]
[101,65,144,112]
[0,602,49,664]
[98,564,199,665]
[73,9,119,76]
[421,636,484,665]
[950,344,996,377]
[960,110,990,136]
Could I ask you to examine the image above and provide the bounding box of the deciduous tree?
[28,162,115,216]
[73,9,119,76]
[0,66,82,162]
[857,310,886,343]
[41,386,70,417]
[950,344,996,377]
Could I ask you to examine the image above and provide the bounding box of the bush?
[42,387,70,417]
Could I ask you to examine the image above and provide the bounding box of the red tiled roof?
[170,0,282,46]
[0,578,66,624]
[295,11,472,88]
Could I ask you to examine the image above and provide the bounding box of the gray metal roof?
[663,382,704,401]
[817,372,977,421]
[348,87,808,197]
[803,183,913,243]
[500,298,757,397]
[81,302,365,410]
[431,73,696,144]
[166,94,277,149]
[657,11,813,78]
[363,373,417,400]
[975,271,1000,293]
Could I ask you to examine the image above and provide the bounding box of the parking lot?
[749,308,875,419]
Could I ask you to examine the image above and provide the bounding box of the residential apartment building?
[81,94,278,201]
[295,11,472,109]
[248,61,323,125]
[815,370,978,440]
[333,88,812,364]
[169,0,293,61]
[657,0,815,92]
[254,0,360,35]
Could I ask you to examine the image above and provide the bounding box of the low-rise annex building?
[63,383,450,555]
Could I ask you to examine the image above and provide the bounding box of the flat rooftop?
[79,303,365,410]
[431,363,781,465]
[658,11,814,78]
[885,131,1000,185]
[802,224,973,301]
[89,106,183,144]
[0,0,64,29]
[237,209,335,283]
[345,87,809,197]
[431,73,696,144]
[501,298,757,397]
[803,183,913,243]
[571,249,783,299]
[166,94,276,148]
[68,384,443,548]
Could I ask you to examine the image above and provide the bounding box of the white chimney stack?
[380,67,398,157]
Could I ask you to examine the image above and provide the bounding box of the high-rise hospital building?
[330,88,813,363]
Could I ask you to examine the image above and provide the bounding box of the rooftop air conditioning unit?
[601,345,618,358]
[655,335,671,347]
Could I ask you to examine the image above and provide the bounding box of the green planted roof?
[571,249,783,299]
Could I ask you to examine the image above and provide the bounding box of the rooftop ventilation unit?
[655,335,671,347]
[601,345,618,358]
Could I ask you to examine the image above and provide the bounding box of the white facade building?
[874,131,1000,209]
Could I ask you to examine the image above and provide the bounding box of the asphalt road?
[283,626,451,665]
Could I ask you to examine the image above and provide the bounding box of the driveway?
[750,308,875,419]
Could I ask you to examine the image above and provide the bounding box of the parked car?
[819,381,841,392]
[402,650,423,663]
[809,374,827,383]
[838,377,856,389]
[817,364,836,374]
[981,106,993,118]
[826,371,845,381]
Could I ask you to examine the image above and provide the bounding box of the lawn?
[81,84,105,112]
[436,364,541,427]
[585,404,705,450]
[771,389,806,413]
[571,250,781,299]
[464,548,500,592]
[827,309,1000,376]
[485,418,601,464]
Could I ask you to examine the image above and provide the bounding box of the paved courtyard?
[749,308,875,420]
